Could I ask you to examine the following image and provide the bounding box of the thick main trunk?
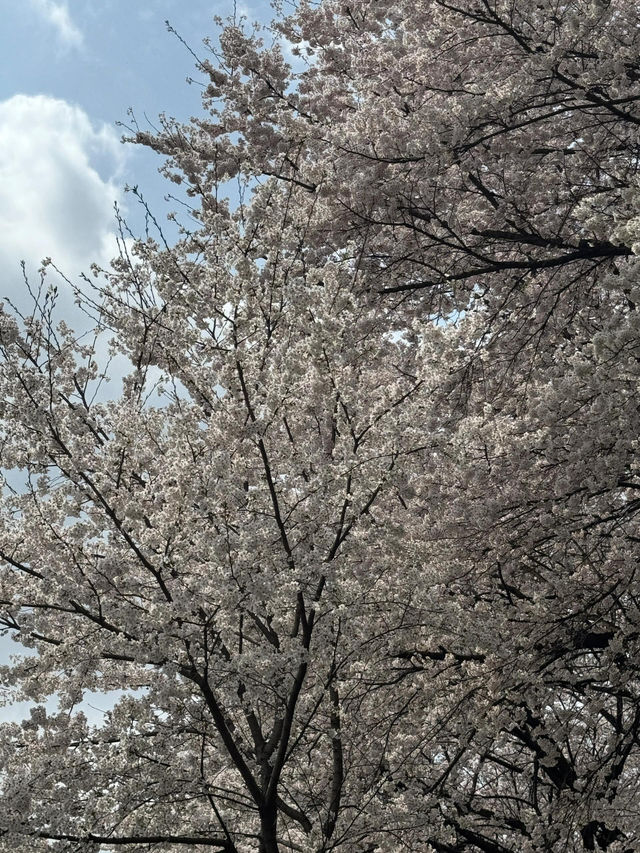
[259,805,279,853]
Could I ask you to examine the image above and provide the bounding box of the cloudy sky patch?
[29,0,83,49]
[0,94,126,312]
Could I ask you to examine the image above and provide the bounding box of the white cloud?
[0,94,126,315]
[29,0,83,49]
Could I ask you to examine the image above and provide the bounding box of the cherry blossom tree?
[1,1,640,851]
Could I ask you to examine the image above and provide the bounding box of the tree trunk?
[259,805,280,853]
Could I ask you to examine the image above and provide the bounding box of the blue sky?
[1,0,272,311]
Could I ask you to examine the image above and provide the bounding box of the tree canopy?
[1,1,640,851]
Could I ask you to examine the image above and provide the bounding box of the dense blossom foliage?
[1,1,640,851]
